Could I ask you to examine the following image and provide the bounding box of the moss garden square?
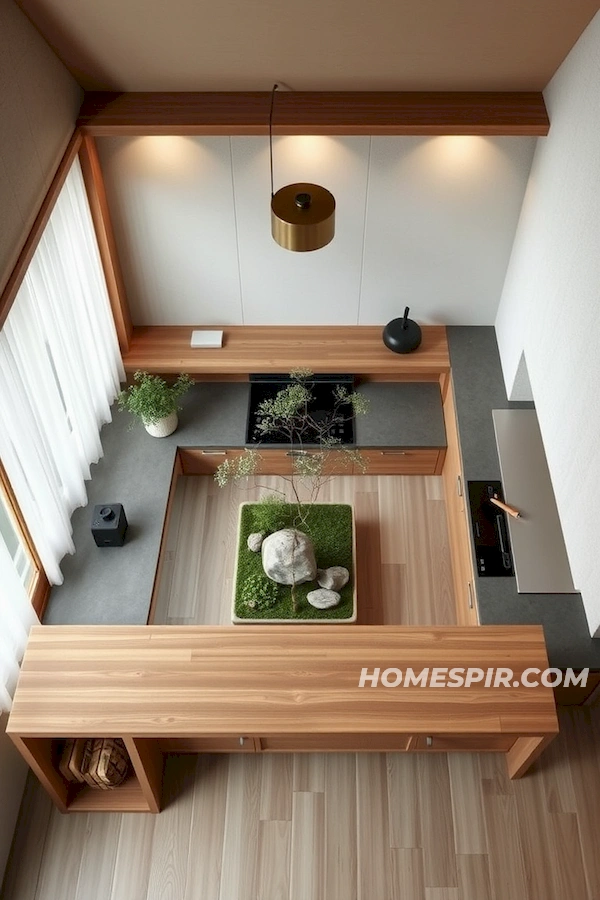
[232,502,357,623]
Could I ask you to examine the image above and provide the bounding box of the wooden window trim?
[78,135,132,353]
[0,129,133,353]
[0,462,49,618]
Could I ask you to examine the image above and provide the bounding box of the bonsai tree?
[118,371,194,430]
[215,368,369,613]
[215,367,368,526]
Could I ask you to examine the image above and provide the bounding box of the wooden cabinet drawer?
[179,447,355,477]
[178,448,248,475]
[256,449,352,476]
[441,378,478,625]
[413,734,516,752]
[179,448,293,477]
[258,734,413,752]
[358,447,443,475]
[180,446,445,477]
[158,736,256,753]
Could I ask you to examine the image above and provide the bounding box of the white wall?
[495,10,600,635]
[0,0,82,295]
[98,134,535,326]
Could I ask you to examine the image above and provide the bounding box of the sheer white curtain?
[0,157,125,586]
[0,537,38,711]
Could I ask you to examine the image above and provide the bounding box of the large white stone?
[307,588,341,610]
[261,529,317,585]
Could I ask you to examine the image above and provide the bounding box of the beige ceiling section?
[0,0,82,294]
[17,0,599,91]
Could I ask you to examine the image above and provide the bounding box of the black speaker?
[91,504,128,547]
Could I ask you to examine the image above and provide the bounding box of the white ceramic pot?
[144,411,178,438]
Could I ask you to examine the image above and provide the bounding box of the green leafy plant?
[118,371,194,426]
[239,573,280,611]
[214,448,260,487]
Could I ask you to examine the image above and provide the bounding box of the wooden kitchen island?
[7,624,559,813]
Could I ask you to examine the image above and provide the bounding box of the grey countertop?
[45,381,445,627]
[355,382,446,447]
[47,339,600,669]
[448,327,600,669]
[174,381,446,448]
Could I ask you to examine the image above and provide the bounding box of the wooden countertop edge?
[9,724,559,738]
[121,324,451,376]
[23,623,548,637]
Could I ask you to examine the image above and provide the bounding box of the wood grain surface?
[7,624,557,739]
[78,136,133,353]
[77,91,549,136]
[442,376,478,625]
[121,324,450,378]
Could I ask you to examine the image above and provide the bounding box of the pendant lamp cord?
[269,83,278,199]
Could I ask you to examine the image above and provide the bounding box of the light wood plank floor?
[3,706,600,900]
[152,474,456,626]
[5,476,599,899]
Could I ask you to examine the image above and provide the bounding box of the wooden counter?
[121,324,450,386]
[7,625,558,812]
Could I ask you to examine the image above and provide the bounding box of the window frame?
[0,461,49,617]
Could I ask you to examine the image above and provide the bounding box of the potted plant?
[215,368,369,622]
[118,370,194,437]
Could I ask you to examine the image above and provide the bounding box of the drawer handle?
[239,736,246,746]
[426,736,433,747]
[379,451,407,456]
[457,474,463,496]
[286,450,310,457]
[467,582,474,609]
[201,451,227,456]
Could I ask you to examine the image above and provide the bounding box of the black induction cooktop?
[467,481,514,577]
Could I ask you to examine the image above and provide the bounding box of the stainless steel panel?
[492,409,576,594]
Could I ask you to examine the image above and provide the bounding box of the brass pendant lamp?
[269,84,335,252]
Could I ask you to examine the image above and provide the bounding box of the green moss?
[235,503,354,620]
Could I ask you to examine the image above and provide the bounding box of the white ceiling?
[16,0,599,91]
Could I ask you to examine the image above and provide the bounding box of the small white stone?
[247,532,265,552]
[307,588,341,610]
[317,566,349,591]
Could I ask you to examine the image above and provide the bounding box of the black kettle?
[382,307,422,354]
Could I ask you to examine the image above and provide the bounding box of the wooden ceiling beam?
[77,91,549,137]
